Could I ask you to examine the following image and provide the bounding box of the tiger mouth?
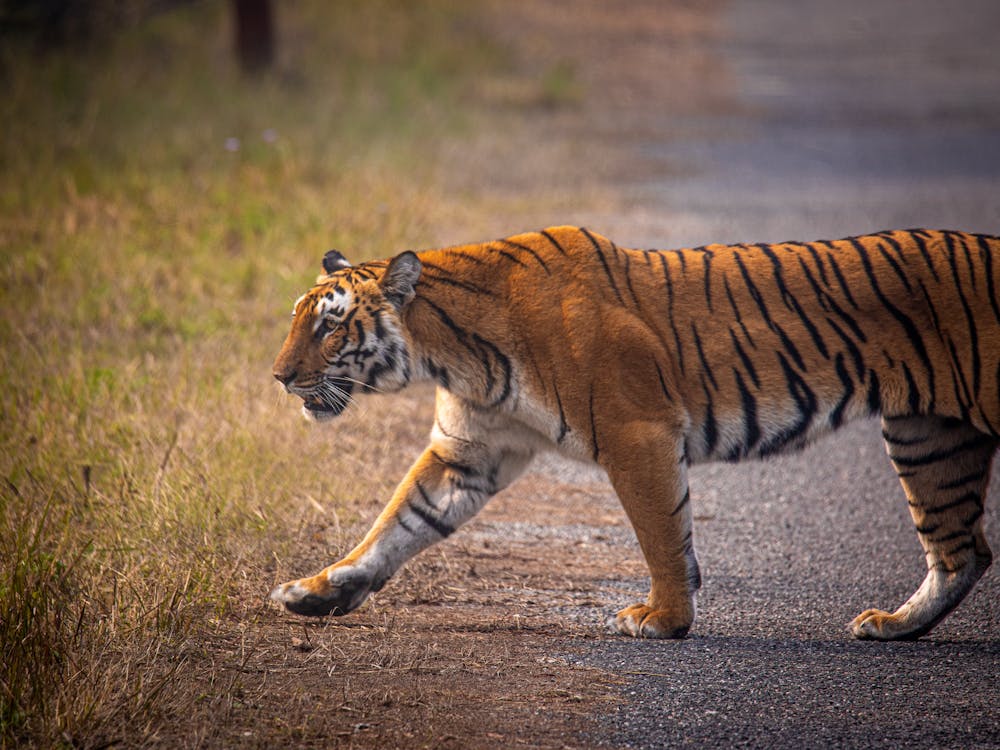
[302,381,354,417]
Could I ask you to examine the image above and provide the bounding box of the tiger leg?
[850,415,996,640]
[602,421,698,639]
[271,437,532,617]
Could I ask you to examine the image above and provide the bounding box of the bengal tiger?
[270,226,999,640]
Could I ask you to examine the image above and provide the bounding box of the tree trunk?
[232,0,274,74]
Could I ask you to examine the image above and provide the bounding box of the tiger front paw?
[613,603,692,639]
[848,608,922,641]
[269,566,375,617]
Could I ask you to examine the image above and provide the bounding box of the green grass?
[0,2,523,745]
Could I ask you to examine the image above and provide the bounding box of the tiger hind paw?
[612,603,691,639]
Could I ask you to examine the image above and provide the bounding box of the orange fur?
[271,227,999,639]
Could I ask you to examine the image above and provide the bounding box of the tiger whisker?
[336,375,388,395]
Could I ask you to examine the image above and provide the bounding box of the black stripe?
[976,235,1000,325]
[409,497,454,537]
[825,317,866,380]
[917,279,942,334]
[671,489,691,516]
[494,247,530,269]
[430,450,479,477]
[937,468,987,490]
[915,521,941,535]
[888,433,995,467]
[423,357,450,388]
[354,319,366,349]
[953,231,978,292]
[931,529,973,543]
[701,380,718,456]
[824,291,868,345]
[905,230,941,283]
[761,244,830,359]
[866,369,881,414]
[773,322,807,372]
[539,229,569,256]
[758,352,817,456]
[416,297,511,405]
[499,239,551,274]
[433,418,484,447]
[946,337,974,421]
[734,251,775,328]
[670,248,688,273]
[900,361,922,414]
[724,276,757,349]
[734,251,805,369]
[580,227,625,306]
[447,249,488,266]
[701,249,715,312]
[621,246,642,308]
[397,515,419,535]
[921,491,982,515]
[339,305,359,331]
[524,344,547,389]
[729,329,760,388]
[654,362,675,403]
[472,332,512,406]
[797,255,832,312]
[849,237,936,411]
[414,480,442,510]
[876,231,909,267]
[554,386,569,443]
[944,232,982,397]
[420,262,498,297]
[803,241,831,287]
[881,429,928,446]
[659,252,686,375]
[758,243,801,312]
[962,506,984,526]
[733,368,760,458]
[830,353,854,429]
[874,240,913,293]
[944,539,976,557]
[692,324,718,390]
[822,246,861,311]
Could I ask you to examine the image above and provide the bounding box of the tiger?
[270,226,1000,640]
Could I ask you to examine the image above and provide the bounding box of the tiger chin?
[270,226,999,641]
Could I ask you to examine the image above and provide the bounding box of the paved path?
[532,1,1000,747]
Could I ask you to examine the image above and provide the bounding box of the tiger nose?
[273,368,297,386]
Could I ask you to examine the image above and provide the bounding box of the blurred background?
[1,1,998,746]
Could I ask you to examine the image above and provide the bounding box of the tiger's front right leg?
[271,426,532,617]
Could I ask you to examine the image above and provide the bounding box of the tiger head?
[272,249,423,421]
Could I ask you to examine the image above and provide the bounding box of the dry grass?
[0,2,563,745]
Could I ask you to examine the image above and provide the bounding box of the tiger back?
[270,226,1000,640]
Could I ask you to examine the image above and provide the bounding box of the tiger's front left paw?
[613,603,692,639]
[270,566,374,617]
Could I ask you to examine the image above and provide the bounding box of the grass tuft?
[0,1,519,745]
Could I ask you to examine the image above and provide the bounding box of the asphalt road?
[539,1,1000,747]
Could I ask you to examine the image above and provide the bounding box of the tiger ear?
[322,249,351,274]
[380,251,422,310]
